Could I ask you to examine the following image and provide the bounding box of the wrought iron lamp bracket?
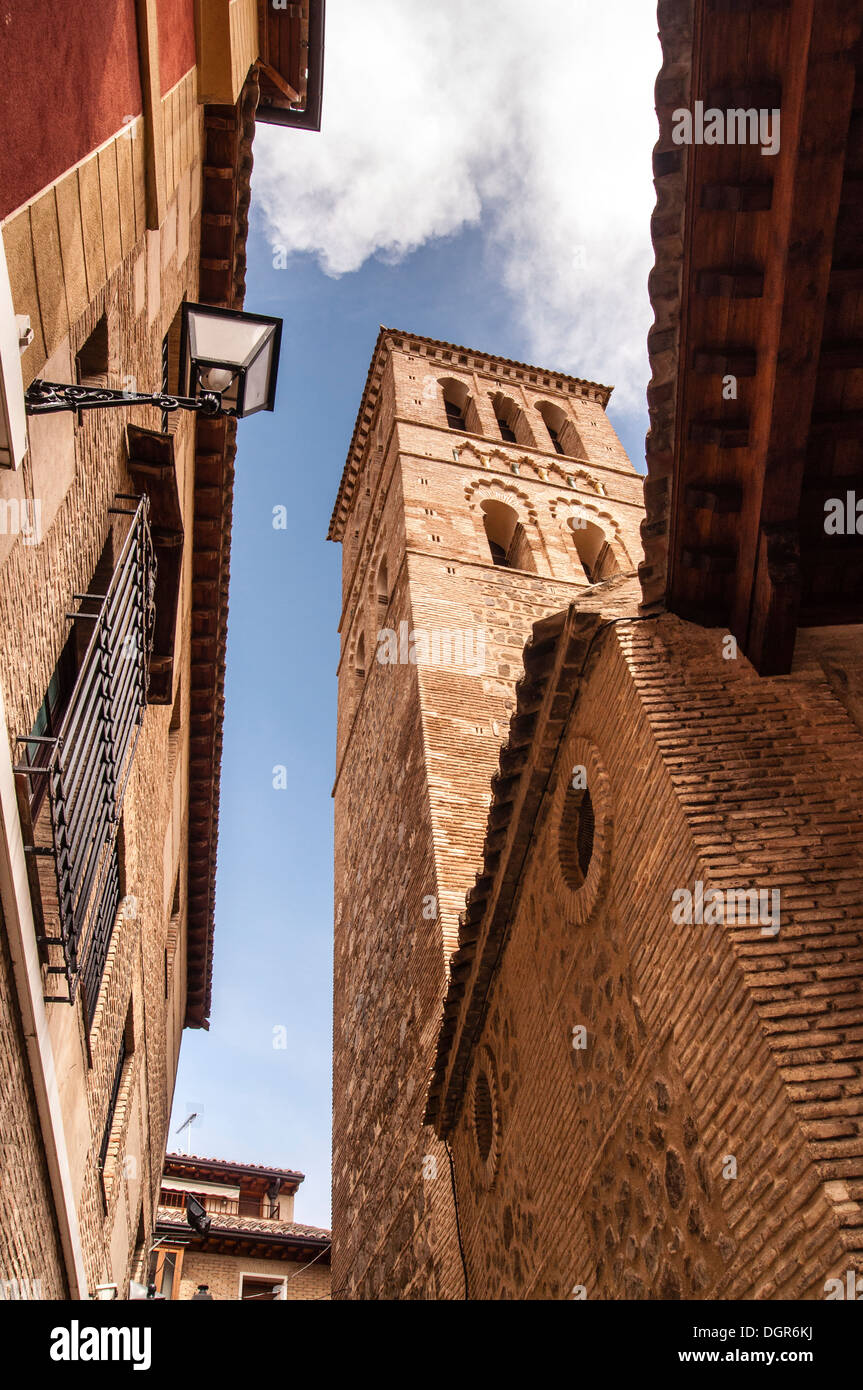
[24,380,232,418]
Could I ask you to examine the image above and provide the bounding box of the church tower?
[327,329,644,1298]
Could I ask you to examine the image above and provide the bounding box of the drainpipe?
[0,677,88,1299]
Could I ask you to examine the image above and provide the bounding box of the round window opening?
[559,785,595,891]
[473,1071,494,1163]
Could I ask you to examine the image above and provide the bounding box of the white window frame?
[238,1270,287,1301]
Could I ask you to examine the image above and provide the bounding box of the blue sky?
[169,0,660,1228]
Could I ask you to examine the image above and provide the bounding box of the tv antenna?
[175,1113,198,1155]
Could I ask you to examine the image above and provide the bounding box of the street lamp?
[178,303,282,418]
[24,303,283,420]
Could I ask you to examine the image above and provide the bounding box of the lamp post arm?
[24,380,231,418]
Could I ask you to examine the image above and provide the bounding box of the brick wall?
[443,614,863,1299]
[177,1250,330,1301]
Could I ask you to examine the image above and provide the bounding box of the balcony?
[159,1188,280,1221]
[14,496,156,1023]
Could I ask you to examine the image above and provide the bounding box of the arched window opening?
[376,557,389,608]
[536,400,568,454]
[546,422,564,453]
[491,392,529,447]
[536,400,584,458]
[354,630,366,679]
[440,378,481,436]
[481,499,536,572]
[569,517,618,583]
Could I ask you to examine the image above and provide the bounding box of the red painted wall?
[0,0,142,220]
[157,0,198,94]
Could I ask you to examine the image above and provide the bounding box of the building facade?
[0,1,323,1302]
[153,1153,331,1299]
[329,0,863,1301]
[328,330,645,1297]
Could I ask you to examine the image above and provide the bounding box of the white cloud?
[253,0,661,411]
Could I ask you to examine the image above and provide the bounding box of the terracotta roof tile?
[156,1206,330,1244]
[164,1152,305,1183]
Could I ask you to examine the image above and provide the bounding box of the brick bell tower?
[327,329,645,1298]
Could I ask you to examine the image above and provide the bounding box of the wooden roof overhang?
[255,0,326,131]
[163,1154,305,1194]
[184,75,258,1027]
[184,1231,330,1262]
[642,0,863,675]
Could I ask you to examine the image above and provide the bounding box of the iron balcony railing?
[15,496,156,1022]
[158,1190,281,1221]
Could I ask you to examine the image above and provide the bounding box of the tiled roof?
[164,1152,305,1182]
[156,1206,331,1245]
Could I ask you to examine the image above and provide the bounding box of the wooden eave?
[642,0,863,675]
[255,0,326,131]
[155,1217,331,1264]
[163,1154,305,1193]
[184,75,258,1028]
